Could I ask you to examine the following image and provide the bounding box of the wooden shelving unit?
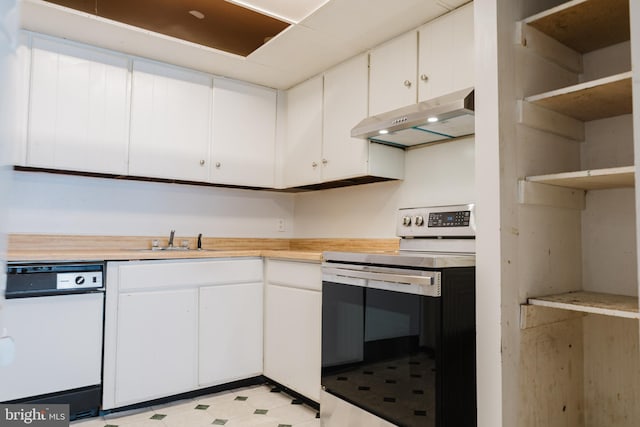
[528,291,639,320]
[525,72,632,122]
[522,0,629,53]
[525,165,635,190]
[515,1,639,424]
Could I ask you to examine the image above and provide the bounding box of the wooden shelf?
[525,165,634,190]
[528,291,639,320]
[525,72,632,122]
[523,0,629,53]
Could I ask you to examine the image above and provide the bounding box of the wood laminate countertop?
[6,235,399,263]
[7,249,323,263]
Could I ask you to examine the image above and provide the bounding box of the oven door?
[321,266,442,427]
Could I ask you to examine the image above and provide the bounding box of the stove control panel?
[428,210,471,227]
[397,204,475,238]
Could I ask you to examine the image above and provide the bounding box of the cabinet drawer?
[115,258,263,291]
[266,259,321,291]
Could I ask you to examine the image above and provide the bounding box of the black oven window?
[322,281,441,427]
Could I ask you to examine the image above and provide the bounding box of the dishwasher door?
[0,292,104,402]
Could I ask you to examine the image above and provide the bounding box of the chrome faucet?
[168,230,175,248]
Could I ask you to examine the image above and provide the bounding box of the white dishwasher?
[0,262,105,420]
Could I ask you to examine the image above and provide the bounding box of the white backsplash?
[7,171,295,237]
[293,136,476,238]
[7,136,474,239]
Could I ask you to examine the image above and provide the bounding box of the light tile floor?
[71,385,320,427]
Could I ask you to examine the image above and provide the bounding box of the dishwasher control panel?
[57,271,103,290]
[6,262,105,298]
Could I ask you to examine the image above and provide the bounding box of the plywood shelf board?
[517,180,586,209]
[528,291,639,319]
[523,0,630,53]
[520,304,586,329]
[525,72,632,122]
[517,100,585,141]
[526,165,635,190]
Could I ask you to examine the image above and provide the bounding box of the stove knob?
[402,216,412,226]
[414,215,424,226]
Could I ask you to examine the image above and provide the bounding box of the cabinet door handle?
[215,162,221,168]
[312,162,318,168]
[404,80,412,88]
[199,159,206,166]
[322,158,328,165]
[420,74,429,81]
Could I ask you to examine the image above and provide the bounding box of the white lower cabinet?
[114,289,198,405]
[199,282,263,386]
[264,259,322,402]
[103,258,263,410]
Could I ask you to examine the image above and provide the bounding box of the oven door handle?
[322,267,434,286]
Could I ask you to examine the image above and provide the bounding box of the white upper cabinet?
[19,31,414,190]
[211,78,277,188]
[284,75,323,187]
[284,55,405,188]
[418,2,474,101]
[369,31,418,116]
[323,53,404,182]
[129,60,212,182]
[27,36,130,174]
[11,32,31,167]
[322,54,370,182]
[368,5,474,114]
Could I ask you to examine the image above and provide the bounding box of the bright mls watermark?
[0,404,69,426]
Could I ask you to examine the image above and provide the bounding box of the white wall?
[293,137,475,238]
[473,0,504,425]
[8,138,474,239]
[7,171,295,238]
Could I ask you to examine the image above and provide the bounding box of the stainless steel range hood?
[351,87,474,147]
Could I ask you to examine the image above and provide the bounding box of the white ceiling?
[20,0,471,90]
[224,0,331,24]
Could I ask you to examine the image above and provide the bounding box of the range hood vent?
[351,87,474,148]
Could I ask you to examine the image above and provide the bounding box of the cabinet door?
[418,3,474,101]
[199,282,263,386]
[264,284,321,402]
[369,31,418,116]
[28,37,130,174]
[114,289,198,407]
[211,78,276,187]
[322,54,369,181]
[11,32,30,166]
[129,60,211,181]
[284,75,323,187]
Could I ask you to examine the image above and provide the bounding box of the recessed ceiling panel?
[44,0,290,57]
[225,0,330,23]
